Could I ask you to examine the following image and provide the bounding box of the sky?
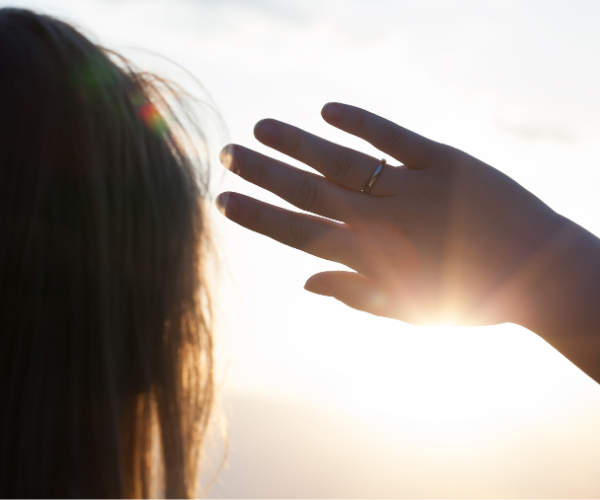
[4,0,600,497]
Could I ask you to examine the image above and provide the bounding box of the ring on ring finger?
[361,159,386,194]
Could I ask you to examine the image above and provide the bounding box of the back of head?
[0,8,213,498]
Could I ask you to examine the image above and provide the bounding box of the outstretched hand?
[217,103,570,327]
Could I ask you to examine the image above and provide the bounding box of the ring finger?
[253,118,404,195]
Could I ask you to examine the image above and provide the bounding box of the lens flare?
[137,101,169,137]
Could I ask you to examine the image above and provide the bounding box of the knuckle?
[286,128,303,155]
[282,219,311,250]
[248,159,266,183]
[438,143,456,156]
[243,204,261,228]
[435,144,463,167]
[291,178,318,211]
[376,124,403,149]
[356,112,368,133]
[326,150,352,182]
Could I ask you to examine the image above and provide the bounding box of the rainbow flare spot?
[137,102,169,137]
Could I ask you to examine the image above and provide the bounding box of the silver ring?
[361,159,386,194]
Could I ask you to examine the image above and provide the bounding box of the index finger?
[321,102,449,169]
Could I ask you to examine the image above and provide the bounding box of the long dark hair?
[0,8,214,498]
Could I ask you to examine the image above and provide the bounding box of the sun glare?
[22,0,600,495]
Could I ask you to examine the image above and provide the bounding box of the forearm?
[518,216,600,383]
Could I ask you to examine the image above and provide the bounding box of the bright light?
[7,0,600,496]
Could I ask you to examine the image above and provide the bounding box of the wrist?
[515,215,600,380]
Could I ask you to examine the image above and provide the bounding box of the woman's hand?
[217,102,600,380]
[218,103,570,326]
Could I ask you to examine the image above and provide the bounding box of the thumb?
[304,271,396,318]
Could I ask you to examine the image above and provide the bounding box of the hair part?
[0,8,214,498]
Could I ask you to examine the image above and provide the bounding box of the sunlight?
[12,0,600,496]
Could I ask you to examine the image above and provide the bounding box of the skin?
[217,102,600,384]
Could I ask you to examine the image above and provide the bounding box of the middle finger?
[220,144,366,222]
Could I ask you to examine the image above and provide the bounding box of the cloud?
[496,119,576,144]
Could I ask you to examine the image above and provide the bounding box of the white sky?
[4,0,600,497]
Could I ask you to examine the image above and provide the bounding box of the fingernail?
[254,119,280,144]
[216,192,239,217]
[304,277,333,296]
[322,103,342,122]
[219,145,242,174]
